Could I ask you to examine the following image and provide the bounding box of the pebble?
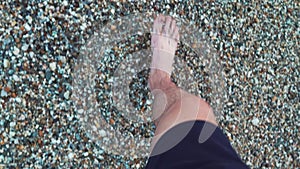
[24,23,31,31]
[62,0,68,6]
[68,152,74,159]
[21,44,29,51]
[64,91,70,99]
[49,62,56,71]
[19,114,25,121]
[13,74,20,81]
[1,89,7,97]
[15,97,21,103]
[99,129,106,137]
[83,152,89,157]
[9,121,16,127]
[251,118,260,126]
[3,59,9,68]
[26,16,33,24]
[13,46,20,56]
[0,1,297,169]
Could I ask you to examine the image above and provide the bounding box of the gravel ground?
[0,0,299,168]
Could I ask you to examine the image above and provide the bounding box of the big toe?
[164,16,172,34]
[173,26,179,41]
[153,15,165,34]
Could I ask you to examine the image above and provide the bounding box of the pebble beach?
[0,0,299,168]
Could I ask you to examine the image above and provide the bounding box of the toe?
[165,16,172,34]
[173,27,179,41]
[170,19,176,31]
[153,15,165,34]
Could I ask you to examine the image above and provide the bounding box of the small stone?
[1,89,7,97]
[251,117,259,126]
[46,70,52,80]
[13,74,20,81]
[62,0,68,6]
[3,59,9,68]
[13,46,20,55]
[38,130,43,137]
[19,114,25,121]
[59,56,66,63]
[11,20,17,26]
[15,97,21,103]
[227,102,234,106]
[111,25,117,31]
[68,152,74,159]
[111,8,115,14]
[29,51,34,57]
[78,109,84,114]
[17,145,24,150]
[98,155,104,160]
[20,25,25,31]
[146,100,152,105]
[99,129,106,137]
[4,87,10,92]
[9,131,16,137]
[64,91,70,99]
[204,18,209,24]
[10,121,16,127]
[24,23,31,31]
[83,152,89,157]
[21,44,29,51]
[49,62,56,71]
[26,16,33,24]
[11,92,17,98]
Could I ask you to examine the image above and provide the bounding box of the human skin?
[149,15,218,148]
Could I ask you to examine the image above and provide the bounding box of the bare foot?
[149,15,180,123]
[150,15,179,76]
[148,15,218,153]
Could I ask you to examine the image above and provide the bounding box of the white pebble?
[13,74,20,81]
[49,62,56,71]
[62,0,68,6]
[1,90,7,97]
[98,155,104,160]
[99,129,106,137]
[64,91,70,99]
[24,23,31,31]
[9,131,16,137]
[83,152,89,156]
[13,46,20,55]
[146,100,152,105]
[29,51,34,57]
[26,16,33,24]
[204,18,209,24]
[227,102,234,106]
[111,8,115,14]
[59,56,66,63]
[233,34,237,40]
[22,44,29,51]
[10,121,16,127]
[15,97,21,103]
[3,59,9,68]
[19,114,25,121]
[251,117,259,126]
[68,152,74,159]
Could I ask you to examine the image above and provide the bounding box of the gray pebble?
[49,62,57,71]
[3,59,9,68]
[1,89,7,97]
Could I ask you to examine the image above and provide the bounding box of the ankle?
[148,69,172,90]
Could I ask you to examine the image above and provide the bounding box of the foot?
[150,15,179,76]
[149,15,180,123]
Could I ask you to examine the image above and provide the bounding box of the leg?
[148,15,217,147]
